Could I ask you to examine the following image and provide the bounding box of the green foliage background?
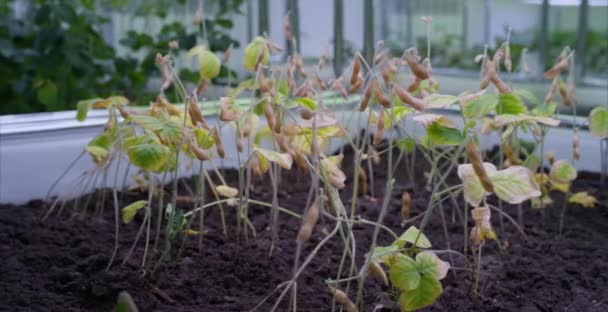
[0,0,243,114]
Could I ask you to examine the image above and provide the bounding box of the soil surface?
[1,143,608,312]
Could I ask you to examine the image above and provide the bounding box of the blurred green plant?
[0,0,243,114]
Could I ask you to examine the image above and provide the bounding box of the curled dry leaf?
[470,206,496,245]
[219,97,241,122]
[321,154,346,189]
[215,185,238,198]
[568,192,597,208]
[549,160,577,184]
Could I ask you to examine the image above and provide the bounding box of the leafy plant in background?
[0,0,242,114]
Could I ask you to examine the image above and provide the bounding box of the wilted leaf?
[457,163,497,206]
[588,107,608,138]
[415,252,450,280]
[399,275,443,312]
[549,160,577,184]
[393,226,432,249]
[490,166,541,204]
[493,114,560,128]
[423,94,458,109]
[568,192,597,208]
[254,147,293,169]
[121,200,148,224]
[370,245,400,263]
[215,185,239,198]
[388,253,419,291]
[193,127,215,149]
[320,155,346,189]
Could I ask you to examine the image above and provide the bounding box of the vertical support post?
[285,0,301,56]
[483,0,491,45]
[258,0,269,36]
[576,0,589,79]
[333,0,344,76]
[247,0,253,42]
[539,0,549,74]
[363,0,374,66]
[406,0,413,47]
[462,0,469,52]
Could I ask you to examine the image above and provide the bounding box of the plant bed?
[1,143,607,311]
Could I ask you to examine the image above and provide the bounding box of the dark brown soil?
[1,144,608,312]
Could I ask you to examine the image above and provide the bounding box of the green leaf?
[394,226,432,249]
[198,50,221,80]
[427,123,465,146]
[513,89,541,106]
[549,160,577,184]
[84,145,108,161]
[531,102,557,117]
[121,200,148,223]
[243,37,269,71]
[388,253,420,291]
[589,107,608,138]
[254,147,293,170]
[396,138,416,153]
[423,94,459,109]
[293,97,317,110]
[88,132,113,150]
[493,114,560,128]
[491,165,541,204]
[497,93,527,115]
[156,117,183,144]
[128,142,171,171]
[76,98,101,121]
[462,94,498,119]
[37,82,58,108]
[399,275,443,311]
[385,106,413,127]
[415,252,449,280]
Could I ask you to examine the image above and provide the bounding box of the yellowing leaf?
[243,37,269,71]
[549,160,577,184]
[182,229,208,236]
[589,107,608,138]
[293,97,317,110]
[128,142,171,172]
[121,200,148,224]
[393,226,432,249]
[388,253,419,291]
[399,274,443,311]
[490,165,541,204]
[254,147,293,170]
[423,94,459,109]
[457,163,497,206]
[569,192,597,208]
[493,114,560,128]
[415,251,450,281]
[215,185,239,198]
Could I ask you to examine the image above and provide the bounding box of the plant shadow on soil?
[1,142,608,312]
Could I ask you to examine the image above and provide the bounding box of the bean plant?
[45,13,604,312]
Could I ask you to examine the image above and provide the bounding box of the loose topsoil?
[1,143,607,312]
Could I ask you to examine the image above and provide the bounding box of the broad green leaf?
[462,94,498,119]
[399,275,443,311]
[89,132,113,150]
[457,163,497,206]
[423,94,459,109]
[491,165,541,204]
[589,107,608,138]
[254,147,293,169]
[415,252,449,280]
[427,123,465,146]
[128,143,171,171]
[513,89,541,106]
[370,245,400,263]
[388,253,419,291]
[243,37,269,71]
[549,160,577,184]
[497,93,527,115]
[568,192,597,208]
[84,146,108,163]
[493,114,560,127]
[121,200,148,224]
[394,226,432,249]
[531,102,557,117]
[293,97,317,110]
